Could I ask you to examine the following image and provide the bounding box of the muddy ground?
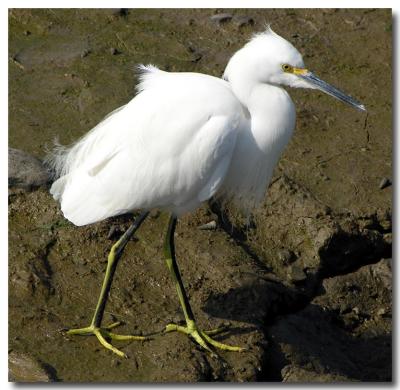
[8,9,392,382]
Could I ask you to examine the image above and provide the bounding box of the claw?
[165,321,245,353]
[66,322,146,357]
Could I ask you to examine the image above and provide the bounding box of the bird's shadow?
[203,279,392,382]
[260,303,392,381]
[202,275,306,327]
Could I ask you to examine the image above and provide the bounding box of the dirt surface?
[8,9,392,382]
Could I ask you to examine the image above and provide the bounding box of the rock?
[8,148,50,190]
[210,13,232,25]
[379,177,391,190]
[376,307,387,317]
[370,258,392,291]
[316,260,392,329]
[282,364,353,382]
[8,351,56,382]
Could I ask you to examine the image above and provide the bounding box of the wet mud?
[9,9,391,382]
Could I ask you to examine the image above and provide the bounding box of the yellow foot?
[165,320,245,354]
[66,321,146,358]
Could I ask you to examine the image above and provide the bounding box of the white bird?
[47,26,365,358]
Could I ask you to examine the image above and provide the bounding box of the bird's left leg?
[66,211,149,358]
[163,214,244,354]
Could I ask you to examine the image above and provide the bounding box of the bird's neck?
[220,80,296,211]
[232,80,296,153]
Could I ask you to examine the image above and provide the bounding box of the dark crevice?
[30,238,57,296]
[209,200,274,275]
[41,238,57,277]
[208,199,392,382]
[317,230,392,279]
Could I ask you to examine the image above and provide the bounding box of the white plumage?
[47,27,365,226]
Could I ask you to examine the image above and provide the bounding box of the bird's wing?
[52,69,243,226]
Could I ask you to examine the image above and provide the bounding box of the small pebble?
[379,177,391,190]
[112,8,129,17]
[187,45,203,63]
[376,307,386,316]
[107,225,117,239]
[110,47,121,55]
[111,359,121,367]
[278,249,296,265]
[210,13,233,25]
[320,173,330,181]
[198,220,217,230]
[80,49,90,58]
[352,307,360,315]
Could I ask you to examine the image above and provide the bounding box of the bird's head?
[224,26,366,111]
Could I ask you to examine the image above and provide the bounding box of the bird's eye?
[282,64,292,72]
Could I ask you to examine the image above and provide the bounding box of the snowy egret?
[47,26,365,358]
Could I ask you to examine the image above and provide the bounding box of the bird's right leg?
[163,214,244,354]
[65,211,149,358]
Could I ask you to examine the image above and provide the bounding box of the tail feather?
[49,175,69,201]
